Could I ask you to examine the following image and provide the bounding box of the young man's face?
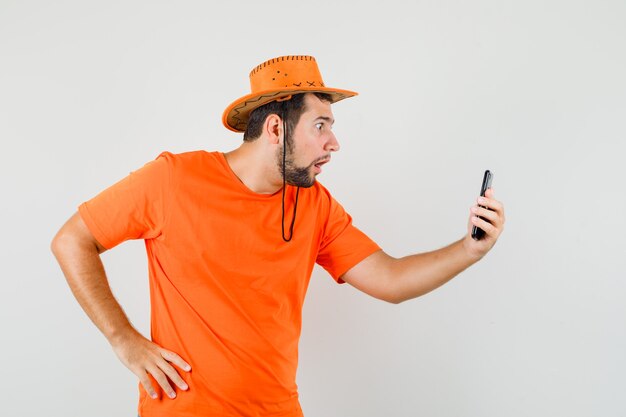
[277,94,340,188]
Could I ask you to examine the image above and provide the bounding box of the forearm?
[51,233,137,345]
[390,237,480,303]
[52,220,193,399]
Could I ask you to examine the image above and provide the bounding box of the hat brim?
[222,87,358,133]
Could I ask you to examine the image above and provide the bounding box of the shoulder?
[153,150,214,163]
[151,150,221,173]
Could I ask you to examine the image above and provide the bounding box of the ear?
[264,114,283,145]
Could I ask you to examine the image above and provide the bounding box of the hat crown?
[222,54,357,133]
[249,55,326,93]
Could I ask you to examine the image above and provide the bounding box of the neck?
[223,142,284,194]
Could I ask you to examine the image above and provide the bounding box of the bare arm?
[341,188,505,304]
[51,212,191,400]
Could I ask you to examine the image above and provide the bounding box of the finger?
[157,358,189,391]
[148,366,177,399]
[484,187,495,199]
[161,350,191,373]
[138,372,158,399]
[471,206,500,225]
[477,196,504,214]
[471,215,498,237]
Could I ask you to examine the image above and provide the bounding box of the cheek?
[297,136,317,155]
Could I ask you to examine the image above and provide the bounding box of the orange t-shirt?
[78,151,380,417]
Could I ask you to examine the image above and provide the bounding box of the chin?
[295,179,316,188]
[288,176,316,188]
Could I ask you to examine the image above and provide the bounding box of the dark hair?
[243,92,333,142]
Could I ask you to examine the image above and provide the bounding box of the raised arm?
[50,212,191,400]
[340,188,505,304]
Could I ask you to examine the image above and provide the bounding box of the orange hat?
[222,55,358,133]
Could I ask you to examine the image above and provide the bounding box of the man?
[51,55,505,417]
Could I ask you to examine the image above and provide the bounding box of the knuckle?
[155,374,171,390]
[158,363,180,390]
[159,357,175,371]
[169,372,182,383]
[173,376,187,388]
[149,366,165,382]
[163,366,179,380]
[162,350,183,365]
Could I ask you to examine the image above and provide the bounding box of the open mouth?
[313,159,329,173]
[314,158,330,167]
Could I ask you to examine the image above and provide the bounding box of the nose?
[324,131,340,153]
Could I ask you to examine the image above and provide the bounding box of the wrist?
[107,324,140,348]
[461,235,485,263]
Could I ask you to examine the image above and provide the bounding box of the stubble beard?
[277,134,316,188]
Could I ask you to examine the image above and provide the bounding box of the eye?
[315,122,323,131]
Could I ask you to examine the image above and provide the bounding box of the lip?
[313,158,330,174]
[315,157,330,166]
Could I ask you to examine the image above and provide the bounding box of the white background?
[1,0,625,416]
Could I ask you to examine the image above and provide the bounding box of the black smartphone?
[471,170,493,240]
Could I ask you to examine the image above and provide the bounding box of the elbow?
[50,228,71,259]
[50,225,83,260]
[383,279,403,305]
[386,276,430,304]
[51,212,106,257]
[386,293,404,305]
[50,230,62,257]
[385,269,423,304]
[384,262,405,305]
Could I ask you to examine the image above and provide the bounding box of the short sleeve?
[316,193,381,284]
[78,152,173,249]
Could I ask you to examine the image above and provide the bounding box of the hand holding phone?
[471,170,493,240]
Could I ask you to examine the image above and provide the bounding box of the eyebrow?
[314,116,335,125]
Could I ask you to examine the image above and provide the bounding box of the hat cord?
[281,118,300,242]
